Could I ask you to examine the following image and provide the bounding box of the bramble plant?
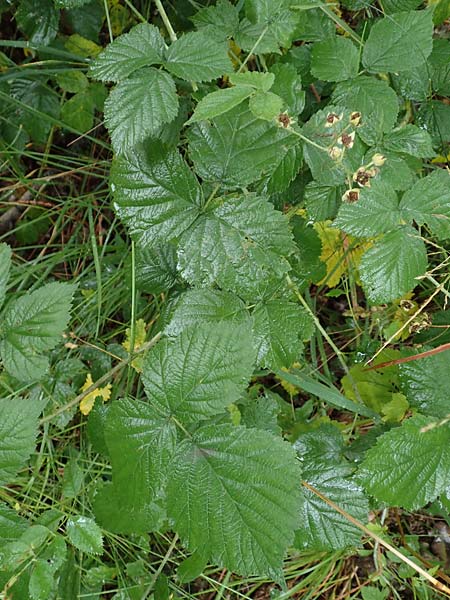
[1,0,450,597]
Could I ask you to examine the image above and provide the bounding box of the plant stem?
[154,0,177,42]
[289,127,330,152]
[40,332,162,424]
[237,26,269,73]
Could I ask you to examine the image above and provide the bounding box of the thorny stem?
[40,332,162,424]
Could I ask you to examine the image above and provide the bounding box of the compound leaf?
[359,227,427,303]
[110,140,203,246]
[334,180,401,237]
[362,10,433,73]
[167,423,301,578]
[311,37,359,82]
[89,23,165,82]
[104,68,178,154]
[399,170,450,239]
[178,195,294,299]
[359,415,450,509]
[165,30,231,81]
[0,282,76,381]
[0,397,42,485]
[142,322,256,423]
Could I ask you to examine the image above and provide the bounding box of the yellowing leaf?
[277,363,302,396]
[122,319,147,372]
[65,34,102,58]
[80,374,112,416]
[314,221,370,288]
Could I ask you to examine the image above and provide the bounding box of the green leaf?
[56,71,89,93]
[270,63,305,114]
[16,0,59,45]
[191,0,240,40]
[382,0,422,12]
[0,502,28,544]
[304,182,342,221]
[104,68,178,154]
[135,243,179,295]
[311,37,359,82]
[382,124,434,158]
[187,104,298,189]
[399,170,450,239]
[245,0,300,51]
[249,90,283,121]
[167,423,301,578]
[89,23,165,82]
[166,288,248,337]
[332,77,399,146]
[430,39,450,96]
[359,227,427,304]
[399,351,450,418]
[61,90,94,133]
[417,100,450,146]
[188,86,254,124]
[165,30,232,82]
[66,516,103,555]
[0,243,11,310]
[334,180,401,237]
[29,559,55,600]
[0,282,76,381]
[229,71,275,91]
[0,397,42,485]
[110,140,202,245]
[239,390,281,434]
[362,10,433,73]
[55,0,92,6]
[359,416,450,509]
[12,80,60,144]
[252,299,312,369]
[142,322,255,422]
[105,397,177,503]
[258,145,303,195]
[178,195,294,299]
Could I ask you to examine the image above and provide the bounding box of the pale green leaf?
[167,423,301,578]
[66,516,103,555]
[252,299,312,369]
[332,77,399,146]
[0,243,11,310]
[399,352,450,418]
[110,140,203,246]
[249,90,283,121]
[187,104,298,189]
[89,23,165,82]
[0,398,42,485]
[165,288,248,337]
[229,71,275,91]
[311,37,359,82]
[359,416,450,509]
[382,124,435,157]
[0,502,28,544]
[399,170,450,239]
[0,282,76,381]
[334,180,401,237]
[188,86,254,124]
[142,322,255,423]
[362,10,433,73]
[359,227,427,304]
[104,68,178,154]
[165,30,232,81]
[178,195,294,299]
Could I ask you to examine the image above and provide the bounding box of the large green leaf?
[0,283,76,381]
[0,243,11,311]
[311,37,359,82]
[89,23,165,82]
[332,77,399,145]
[399,352,450,418]
[359,227,427,304]
[382,124,434,158]
[362,10,433,73]
[359,416,450,509]
[104,68,178,154]
[166,288,248,337]
[187,104,298,189]
[167,423,301,578]
[0,398,42,485]
[164,30,232,81]
[135,243,179,295]
[178,195,294,299]
[334,180,401,237]
[105,397,177,503]
[16,0,59,45]
[110,140,203,246]
[142,322,256,423]
[252,299,312,369]
[399,170,450,239]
